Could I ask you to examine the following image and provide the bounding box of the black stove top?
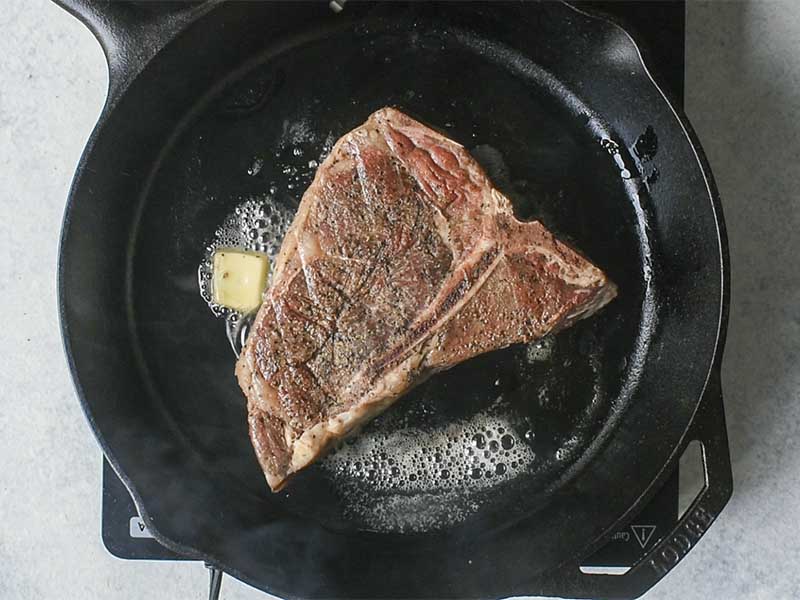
[101,0,686,575]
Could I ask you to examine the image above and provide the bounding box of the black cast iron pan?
[56,1,731,598]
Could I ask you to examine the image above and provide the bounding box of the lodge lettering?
[648,505,714,577]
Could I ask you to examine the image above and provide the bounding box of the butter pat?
[212,249,269,313]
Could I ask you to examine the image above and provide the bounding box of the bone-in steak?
[236,108,617,491]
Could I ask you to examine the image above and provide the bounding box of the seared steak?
[236,108,617,491]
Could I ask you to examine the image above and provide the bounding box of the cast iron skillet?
[56,1,731,598]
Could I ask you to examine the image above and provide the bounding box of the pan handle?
[52,0,217,107]
[617,370,732,596]
[544,371,732,599]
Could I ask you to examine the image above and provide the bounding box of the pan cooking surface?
[131,15,656,534]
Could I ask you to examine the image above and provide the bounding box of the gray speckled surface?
[1,1,798,598]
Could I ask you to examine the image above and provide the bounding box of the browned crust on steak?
[236,108,617,491]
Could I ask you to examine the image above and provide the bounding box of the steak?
[236,108,617,491]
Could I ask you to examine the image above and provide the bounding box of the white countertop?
[1,1,798,598]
